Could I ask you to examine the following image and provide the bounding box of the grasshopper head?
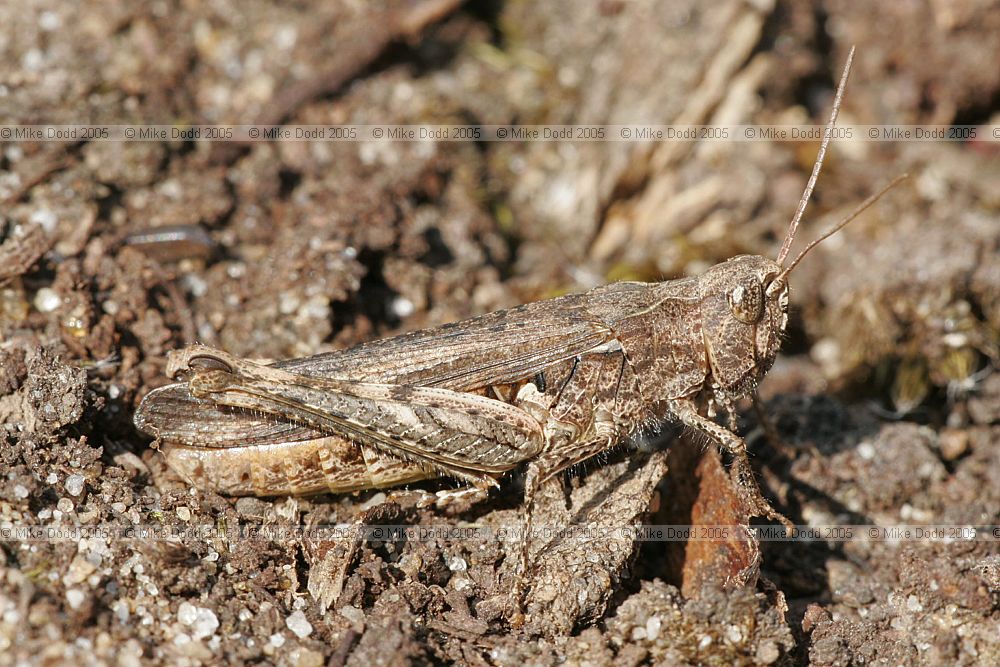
[690,48,904,401]
[695,171,905,399]
[699,255,788,397]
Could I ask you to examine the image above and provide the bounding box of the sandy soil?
[1,1,998,665]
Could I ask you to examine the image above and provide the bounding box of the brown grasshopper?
[135,47,900,602]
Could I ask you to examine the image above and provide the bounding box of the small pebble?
[856,442,876,460]
[290,647,325,667]
[13,485,28,500]
[391,296,415,318]
[29,208,59,232]
[66,589,86,610]
[177,602,197,626]
[270,633,286,648]
[192,607,219,639]
[65,475,85,496]
[938,429,969,461]
[286,610,313,638]
[38,10,61,31]
[175,507,191,521]
[33,286,61,312]
[645,616,661,641]
[57,498,74,513]
[756,640,781,664]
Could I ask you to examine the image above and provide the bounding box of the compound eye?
[728,279,764,324]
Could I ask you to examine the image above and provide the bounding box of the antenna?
[776,46,855,265]
[776,173,908,280]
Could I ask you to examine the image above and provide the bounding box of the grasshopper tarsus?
[670,398,792,529]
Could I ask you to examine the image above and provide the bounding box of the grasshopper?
[135,48,900,604]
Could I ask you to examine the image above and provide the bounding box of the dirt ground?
[1,1,999,665]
